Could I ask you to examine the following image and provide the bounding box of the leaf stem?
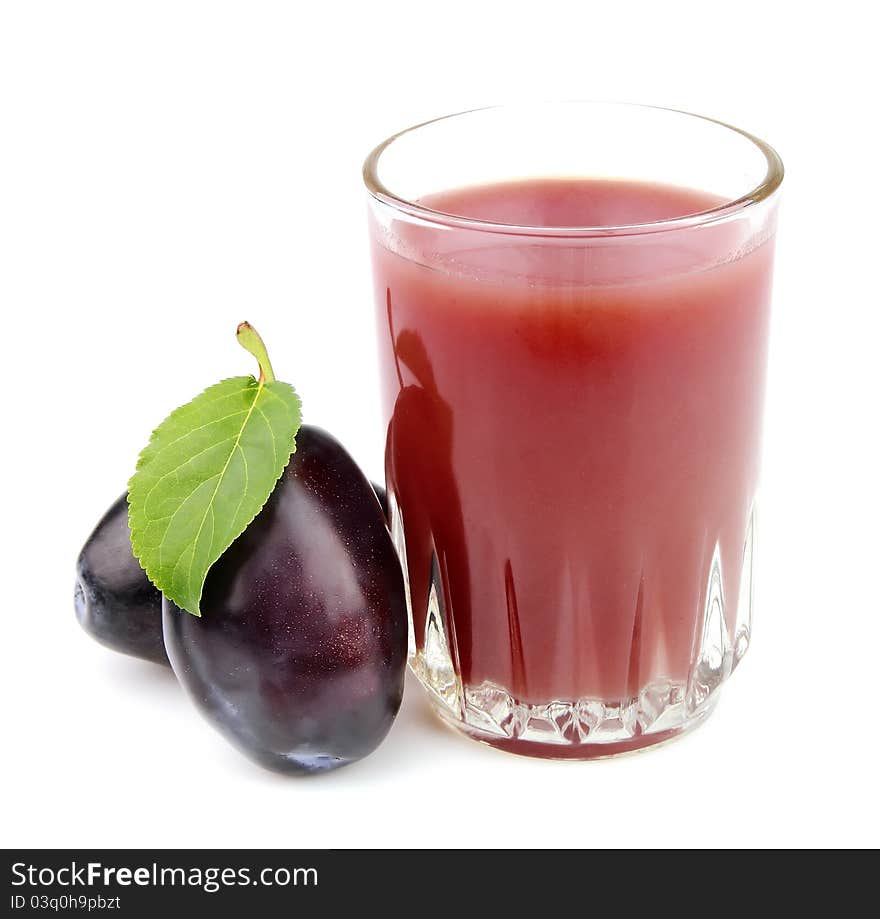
[236,322,275,383]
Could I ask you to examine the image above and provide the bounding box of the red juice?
[370,177,775,755]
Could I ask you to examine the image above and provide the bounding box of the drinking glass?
[364,102,783,758]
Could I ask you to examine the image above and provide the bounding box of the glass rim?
[362,101,784,239]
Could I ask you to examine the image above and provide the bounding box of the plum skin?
[162,425,407,774]
[75,493,168,666]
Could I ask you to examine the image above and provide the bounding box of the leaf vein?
[144,408,251,461]
[181,382,265,609]
[138,434,240,509]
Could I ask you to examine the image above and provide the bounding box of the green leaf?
[127,373,301,616]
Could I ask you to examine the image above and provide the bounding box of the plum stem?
[236,322,276,384]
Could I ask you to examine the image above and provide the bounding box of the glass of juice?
[364,102,783,758]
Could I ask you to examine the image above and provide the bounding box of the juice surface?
[372,178,774,704]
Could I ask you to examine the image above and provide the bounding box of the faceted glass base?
[422,672,718,759]
[392,490,755,761]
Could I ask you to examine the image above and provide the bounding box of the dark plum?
[162,425,408,774]
[75,493,168,666]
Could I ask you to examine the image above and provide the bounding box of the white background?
[2,1,878,849]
